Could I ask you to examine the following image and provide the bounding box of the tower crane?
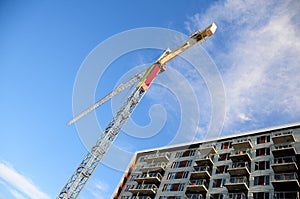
[57,23,217,199]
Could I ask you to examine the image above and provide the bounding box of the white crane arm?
[157,23,217,65]
[67,69,146,126]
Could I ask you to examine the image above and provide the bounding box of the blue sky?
[1,1,300,199]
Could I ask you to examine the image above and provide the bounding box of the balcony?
[195,155,214,167]
[272,143,297,157]
[144,152,170,163]
[191,166,212,179]
[232,140,253,151]
[274,191,299,199]
[228,162,250,176]
[129,184,158,195]
[230,150,251,162]
[272,172,300,191]
[186,194,205,199]
[272,156,298,173]
[140,162,166,173]
[135,173,162,184]
[228,193,247,199]
[199,146,217,155]
[272,131,296,144]
[225,176,249,192]
[186,179,209,193]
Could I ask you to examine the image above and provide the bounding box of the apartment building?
[113,122,300,199]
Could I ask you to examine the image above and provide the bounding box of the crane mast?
[57,23,217,199]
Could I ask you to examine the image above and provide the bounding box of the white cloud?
[0,179,27,199]
[185,0,300,133]
[0,161,50,199]
[9,189,27,199]
[87,179,110,199]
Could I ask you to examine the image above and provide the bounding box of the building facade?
[113,123,300,199]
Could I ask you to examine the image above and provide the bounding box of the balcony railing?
[231,162,249,169]
[189,179,208,186]
[195,155,214,166]
[228,161,250,176]
[136,184,158,189]
[191,166,212,179]
[135,172,162,183]
[129,184,158,195]
[186,179,209,193]
[229,176,249,185]
[274,191,299,199]
[272,143,297,157]
[186,194,205,199]
[137,172,162,180]
[140,162,166,172]
[231,149,251,156]
[274,172,298,181]
[272,156,298,173]
[230,150,252,162]
[272,172,300,191]
[144,152,170,163]
[272,131,295,144]
[194,165,211,172]
[273,156,297,164]
[228,193,247,199]
[273,143,295,150]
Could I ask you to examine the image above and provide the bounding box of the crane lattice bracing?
[66,69,147,126]
[57,64,165,199]
[57,23,217,199]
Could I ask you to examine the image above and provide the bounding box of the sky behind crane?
[0,1,300,199]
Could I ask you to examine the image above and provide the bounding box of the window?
[218,153,230,161]
[171,160,192,168]
[255,160,270,170]
[175,150,196,158]
[178,183,185,191]
[256,148,270,156]
[254,176,270,186]
[221,142,232,149]
[212,179,226,188]
[257,135,270,144]
[167,171,189,179]
[253,192,269,199]
[163,183,185,191]
[167,172,176,179]
[215,165,228,174]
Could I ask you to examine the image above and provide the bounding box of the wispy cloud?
[87,179,110,199]
[185,0,300,134]
[0,161,50,199]
[8,189,27,199]
[0,180,27,199]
